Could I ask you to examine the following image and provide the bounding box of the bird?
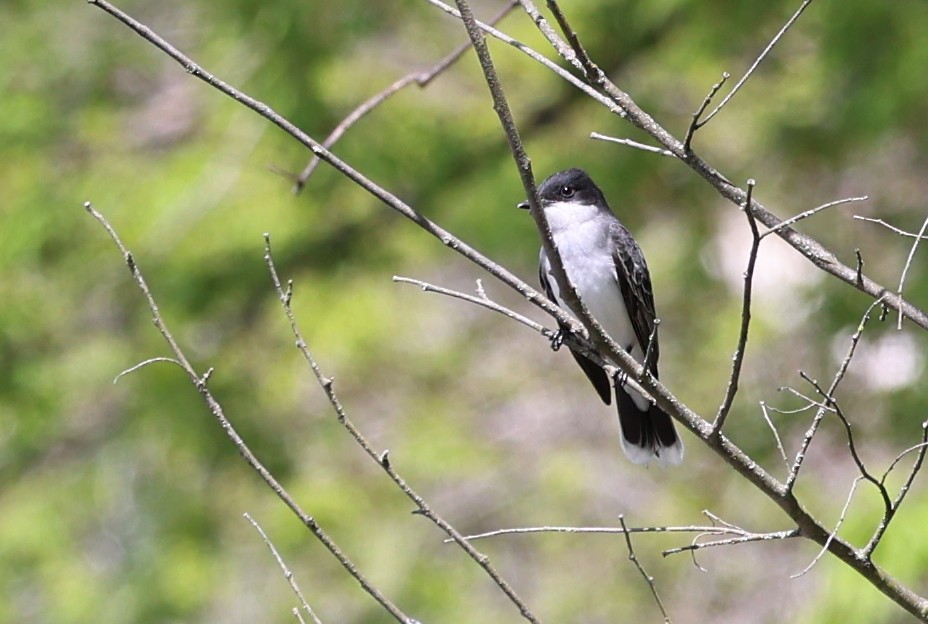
[519,168,683,465]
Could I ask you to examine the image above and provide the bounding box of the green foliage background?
[2,0,928,622]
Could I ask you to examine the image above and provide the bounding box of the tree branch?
[263,235,540,624]
[83,202,417,624]
[712,180,758,434]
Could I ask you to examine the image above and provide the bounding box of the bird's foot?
[549,329,566,352]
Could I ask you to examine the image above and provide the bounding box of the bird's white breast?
[540,205,638,359]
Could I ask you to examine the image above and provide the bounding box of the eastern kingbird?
[519,168,683,465]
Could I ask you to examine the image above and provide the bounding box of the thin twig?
[293,0,519,192]
[545,1,598,80]
[113,357,182,383]
[828,397,891,512]
[894,213,928,330]
[454,524,746,542]
[516,1,582,74]
[663,529,800,557]
[713,180,758,434]
[424,0,625,114]
[759,402,791,471]
[865,422,928,557]
[854,216,928,240]
[785,297,885,491]
[792,476,862,579]
[245,513,325,624]
[590,132,674,156]
[263,235,540,624]
[684,73,729,151]
[393,275,548,335]
[699,0,816,127]
[761,196,869,239]
[83,202,416,624]
[855,249,865,287]
[618,515,671,623]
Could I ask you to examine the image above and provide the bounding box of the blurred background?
[3,0,928,622]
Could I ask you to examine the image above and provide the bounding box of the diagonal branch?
[245,513,325,624]
[618,515,672,623]
[713,179,759,434]
[83,202,417,624]
[786,297,885,491]
[263,237,541,624]
[893,213,928,330]
[696,0,816,129]
[292,0,519,192]
[865,422,928,558]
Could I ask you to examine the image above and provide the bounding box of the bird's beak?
[517,200,530,210]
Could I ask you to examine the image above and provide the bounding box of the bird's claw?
[549,329,566,352]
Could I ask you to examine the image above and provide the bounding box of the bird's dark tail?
[615,386,684,466]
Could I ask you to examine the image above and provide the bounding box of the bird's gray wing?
[611,224,660,376]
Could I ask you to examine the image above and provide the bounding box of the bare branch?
[618,515,671,623]
[393,275,549,335]
[245,513,325,624]
[684,72,729,151]
[894,213,928,330]
[663,529,800,557]
[759,401,791,471]
[713,179,758,434]
[589,132,674,157]
[424,0,625,114]
[854,216,928,240]
[698,0,816,128]
[786,297,885,491]
[88,0,589,347]
[293,0,519,192]
[113,357,182,383]
[545,1,600,81]
[760,196,869,239]
[455,524,744,542]
[866,422,928,557]
[263,235,540,624]
[83,202,417,624]
[792,476,862,579]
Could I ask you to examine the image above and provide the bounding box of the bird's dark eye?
[558,185,575,198]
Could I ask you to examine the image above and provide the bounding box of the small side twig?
[865,422,928,557]
[761,196,869,239]
[292,0,519,192]
[759,401,791,471]
[713,179,758,434]
[113,357,182,383]
[590,132,674,157]
[545,0,598,79]
[662,528,800,557]
[684,72,729,151]
[618,515,671,623]
[245,513,325,624]
[894,213,928,330]
[698,0,815,128]
[854,215,928,240]
[393,275,547,335]
[792,476,862,578]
